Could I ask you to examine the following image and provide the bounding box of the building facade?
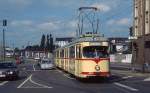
[133,0,150,71]
[109,38,131,54]
[55,37,73,48]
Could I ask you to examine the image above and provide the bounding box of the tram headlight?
[95,65,100,71]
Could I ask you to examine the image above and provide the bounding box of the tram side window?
[76,46,82,58]
[70,46,75,58]
[56,51,59,58]
[60,50,64,58]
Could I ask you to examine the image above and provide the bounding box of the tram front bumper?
[80,72,110,77]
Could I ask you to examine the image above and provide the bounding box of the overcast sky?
[0,0,133,48]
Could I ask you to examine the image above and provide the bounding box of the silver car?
[40,59,54,70]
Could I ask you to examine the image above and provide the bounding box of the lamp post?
[2,19,7,61]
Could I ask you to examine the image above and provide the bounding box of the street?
[0,59,149,93]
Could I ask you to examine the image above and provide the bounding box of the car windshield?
[42,60,51,64]
[0,62,17,69]
[83,46,108,58]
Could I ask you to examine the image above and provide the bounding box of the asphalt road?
[0,59,150,93]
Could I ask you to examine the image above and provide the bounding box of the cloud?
[117,18,130,25]
[45,0,79,8]
[107,18,131,26]
[9,0,31,6]
[67,20,77,28]
[38,21,59,31]
[0,0,32,11]
[9,19,77,37]
[10,20,33,27]
[91,3,111,12]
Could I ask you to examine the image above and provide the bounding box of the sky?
[0,0,133,48]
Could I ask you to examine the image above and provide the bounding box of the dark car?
[0,62,19,80]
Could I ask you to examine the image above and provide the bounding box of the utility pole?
[2,19,7,61]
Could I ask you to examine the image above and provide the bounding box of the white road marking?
[144,77,150,81]
[0,81,8,86]
[17,75,32,88]
[114,82,138,91]
[17,74,52,88]
[29,75,52,88]
[122,76,133,79]
[56,69,75,80]
[25,69,56,72]
[19,86,52,89]
[57,70,62,73]
[63,74,75,80]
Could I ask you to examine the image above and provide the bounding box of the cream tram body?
[55,39,110,78]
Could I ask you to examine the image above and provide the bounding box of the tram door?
[76,44,82,76]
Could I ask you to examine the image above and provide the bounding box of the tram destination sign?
[90,42,102,46]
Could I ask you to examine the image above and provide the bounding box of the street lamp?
[2,19,7,61]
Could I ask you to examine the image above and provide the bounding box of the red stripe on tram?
[76,58,109,64]
[81,72,110,77]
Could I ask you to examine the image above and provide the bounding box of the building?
[109,38,132,63]
[5,47,14,58]
[133,0,150,71]
[55,37,74,48]
[109,38,131,54]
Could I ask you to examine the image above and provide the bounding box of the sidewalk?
[110,62,150,73]
[110,62,132,70]
[110,62,150,77]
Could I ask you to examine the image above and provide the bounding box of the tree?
[46,34,50,51]
[40,34,46,49]
[49,34,53,53]
[129,26,133,36]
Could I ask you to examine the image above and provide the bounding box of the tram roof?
[55,35,108,51]
[74,36,108,43]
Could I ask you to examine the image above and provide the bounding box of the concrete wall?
[110,54,132,63]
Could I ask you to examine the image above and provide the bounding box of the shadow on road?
[76,75,126,84]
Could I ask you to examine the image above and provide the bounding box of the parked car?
[39,59,54,70]
[0,62,19,80]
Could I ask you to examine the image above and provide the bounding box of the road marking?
[122,76,133,79]
[22,67,26,70]
[0,81,8,86]
[17,74,52,88]
[57,70,62,73]
[56,69,75,80]
[17,75,32,88]
[144,77,150,81]
[29,75,52,88]
[33,64,36,71]
[20,86,52,88]
[63,74,75,80]
[114,82,138,91]
[25,70,56,72]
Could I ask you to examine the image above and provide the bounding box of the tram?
[54,33,110,78]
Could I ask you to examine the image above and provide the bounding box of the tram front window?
[83,46,108,58]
